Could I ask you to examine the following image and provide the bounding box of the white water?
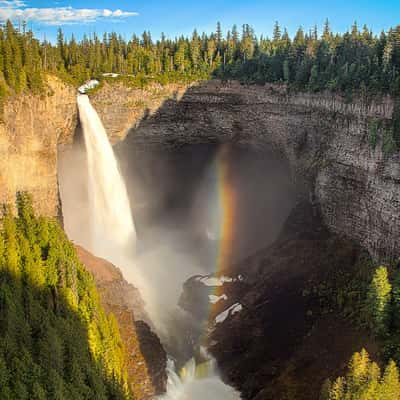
[77,94,240,400]
[77,94,136,263]
[159,358,240,400]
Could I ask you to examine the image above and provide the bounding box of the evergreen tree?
[367,266,392,336]
[0,19,397,103]
[0,193,132,399]
[324,350,400,400]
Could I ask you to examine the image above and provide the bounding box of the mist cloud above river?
[59,135,295,336]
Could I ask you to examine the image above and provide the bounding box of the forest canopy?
[0,193,131,400]
[0,20,398,97]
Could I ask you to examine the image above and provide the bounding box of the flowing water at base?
[158,358,239,400]
[77,94,240,400]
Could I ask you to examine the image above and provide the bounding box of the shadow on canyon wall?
[113,83,298,264]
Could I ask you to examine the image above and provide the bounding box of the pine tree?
[283,59,290,82]
[0,194,132,399]
[379,361,400,399]
[367,266,392,336]
[273,21,282,43]
[325,351,400,400]
[190,30,201,70]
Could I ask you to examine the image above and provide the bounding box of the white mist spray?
[77,94,136,263]
[76,94,240,400]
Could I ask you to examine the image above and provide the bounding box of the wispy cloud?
[0,1,139,25]
[0,0,26,7]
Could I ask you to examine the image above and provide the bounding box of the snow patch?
[209,294,228,304]
[215,303,243,324]
[199,276,233,287]
[78,79,100,94]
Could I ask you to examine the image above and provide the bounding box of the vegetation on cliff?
[0,193,132,399]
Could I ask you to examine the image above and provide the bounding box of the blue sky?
[0,0,399,42]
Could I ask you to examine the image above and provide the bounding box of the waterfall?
[77,94,136,263]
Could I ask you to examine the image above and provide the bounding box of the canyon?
[1,78,396,262]
[0,76,398,398]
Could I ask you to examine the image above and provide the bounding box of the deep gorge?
[0,77,398,399]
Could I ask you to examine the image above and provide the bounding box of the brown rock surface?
[90,81,191,142]
[0,76,77,218]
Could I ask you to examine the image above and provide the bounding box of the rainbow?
[215,145,236,277]
[203,144,238,327]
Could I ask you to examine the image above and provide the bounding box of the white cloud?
[0,2,139,25]
[0,0,26,7]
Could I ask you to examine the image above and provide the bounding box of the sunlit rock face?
[0,76,77,218]
[90,81,191,142]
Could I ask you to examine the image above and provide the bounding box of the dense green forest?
[0,19,398,96]
[0,193,131,399]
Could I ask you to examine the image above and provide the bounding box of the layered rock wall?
[90,81,191,142]
[0,76,77,218]
[102,80,397,262]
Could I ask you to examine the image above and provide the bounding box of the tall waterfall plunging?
[77,94,136,263]
[76,94,240,400]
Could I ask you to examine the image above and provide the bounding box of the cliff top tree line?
[1,19,399,148]
[0,19,398,97]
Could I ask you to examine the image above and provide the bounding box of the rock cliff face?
[100,80,397,262]
[90,81,190,142]
[0,77,77,218]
